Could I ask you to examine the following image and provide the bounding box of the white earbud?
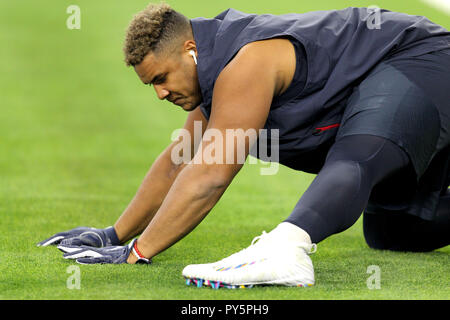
[189,50,197,65]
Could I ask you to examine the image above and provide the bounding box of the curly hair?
[123,2,192,66]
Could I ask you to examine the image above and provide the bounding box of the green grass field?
[1,0,449,300]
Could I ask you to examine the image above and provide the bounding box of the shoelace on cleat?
[211,231,270,266]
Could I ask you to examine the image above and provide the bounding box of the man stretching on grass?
[38,3,450,289]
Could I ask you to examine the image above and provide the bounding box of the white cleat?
[182,229,317,289]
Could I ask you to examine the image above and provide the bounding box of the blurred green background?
[0,0,448,300]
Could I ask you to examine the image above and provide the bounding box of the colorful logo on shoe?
[215,258,268,272]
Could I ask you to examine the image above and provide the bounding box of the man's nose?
[154,84,170,100]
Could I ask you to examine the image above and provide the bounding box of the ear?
[183,40,197,54]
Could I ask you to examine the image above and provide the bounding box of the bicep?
[193,43,278,176]
[209,46,276,131]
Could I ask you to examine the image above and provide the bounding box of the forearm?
[114,145,186,243]
[132,163,235,260]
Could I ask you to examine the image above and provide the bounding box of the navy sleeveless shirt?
[190,7,450,173]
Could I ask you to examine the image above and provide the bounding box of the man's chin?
[181,103,198,112]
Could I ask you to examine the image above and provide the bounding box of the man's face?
[134,46,202,111]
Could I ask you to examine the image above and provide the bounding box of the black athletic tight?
[284,134,450,252]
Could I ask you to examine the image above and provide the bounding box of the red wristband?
[131,239,151,264]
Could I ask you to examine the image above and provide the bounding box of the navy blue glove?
[37,226,120,248]
[57,238,151,265]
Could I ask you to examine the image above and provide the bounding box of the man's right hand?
[37,226,120,248]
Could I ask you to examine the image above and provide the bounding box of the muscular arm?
[130,39,296,262]
[113,106,207,243]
